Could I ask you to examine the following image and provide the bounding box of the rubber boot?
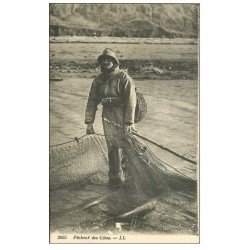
[108,148,125,190]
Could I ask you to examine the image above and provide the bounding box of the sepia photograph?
[49,3,199,243]
[3,1,250,249]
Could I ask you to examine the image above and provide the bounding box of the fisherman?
[85,48,137,189]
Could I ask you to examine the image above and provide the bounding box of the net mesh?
[50,133,198,234]
[50,133,196,194]
[50,135,109,189]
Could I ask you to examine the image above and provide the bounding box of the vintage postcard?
[49,3,199,243]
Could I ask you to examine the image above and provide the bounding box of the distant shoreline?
[50,41,198,80]
[50,36,198,45]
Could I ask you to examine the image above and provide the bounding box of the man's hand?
[86,124,95,134]
[124,124,136,134]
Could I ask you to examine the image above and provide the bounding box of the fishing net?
[50,133,196,195]
[50,133,198,233]
[50,135,109,189]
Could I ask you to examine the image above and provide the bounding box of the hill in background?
[49,3,199,38]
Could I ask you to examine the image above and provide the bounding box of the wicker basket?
[135,90,147,123]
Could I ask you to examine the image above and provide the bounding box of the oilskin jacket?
[85,66,136,150]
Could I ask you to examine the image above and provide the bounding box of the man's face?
[101,56,114,69]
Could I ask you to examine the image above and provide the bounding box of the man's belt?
[101,97,124,106]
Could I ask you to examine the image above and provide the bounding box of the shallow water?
[50,78,198,179]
